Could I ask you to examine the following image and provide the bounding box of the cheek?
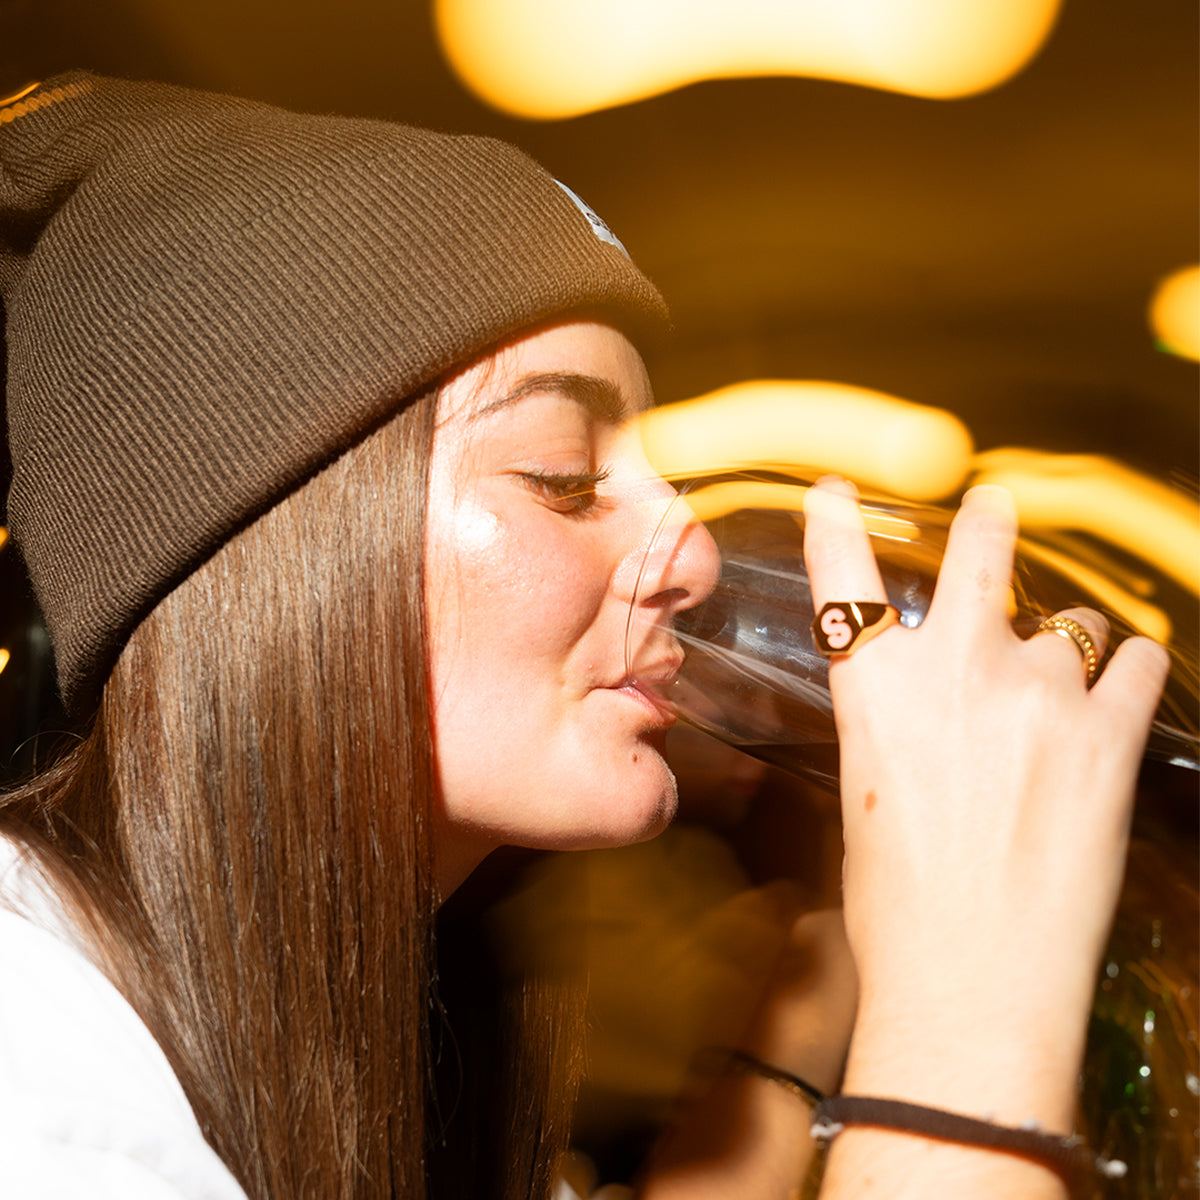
[427,500,610,694]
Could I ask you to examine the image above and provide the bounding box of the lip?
[620,648,684,691]
[613,681,678,730]
[609,655,683,729]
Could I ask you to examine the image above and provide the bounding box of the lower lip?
[613,682,677,730]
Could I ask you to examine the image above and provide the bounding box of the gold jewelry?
[1033,615,1100,683]
[812,601,900,658]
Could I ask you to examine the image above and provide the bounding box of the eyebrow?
[470,371,632,425]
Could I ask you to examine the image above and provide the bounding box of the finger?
[802,477,889,614]
[1024,607,1110,687]
[927,485,1018,630]
[1084,636,1172,833]
[1089,634,1170,745]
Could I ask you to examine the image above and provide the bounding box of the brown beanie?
[0,72,668,715]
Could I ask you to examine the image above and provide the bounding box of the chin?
[573,758,679,850]
[499,739,680,853]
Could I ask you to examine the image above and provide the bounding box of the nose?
[613,482,722,616]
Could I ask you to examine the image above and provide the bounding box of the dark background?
[3,0,1197,478]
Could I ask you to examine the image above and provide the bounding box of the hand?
[636,904,857,1199]
[740,907,857,1097]
[802,479,1170,1126]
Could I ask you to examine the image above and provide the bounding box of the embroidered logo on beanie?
[554,180,629,258]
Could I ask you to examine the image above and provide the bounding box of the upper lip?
[617,652,684,693]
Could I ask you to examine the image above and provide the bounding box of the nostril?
[642,585,689,611]
[621,481,722,615]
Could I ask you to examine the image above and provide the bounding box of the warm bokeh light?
[1149,265,1200,362]
[640,388,1196,605]
[971,449,1200,596]
[681,478,921,542]
[1,530,11,677]
[636,381,974,501]
[676,475,1180,639]
[1014,537,1172,644]
[435,0,1062,118]
[635,386,1196,646]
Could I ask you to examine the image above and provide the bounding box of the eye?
[519,466,612,515]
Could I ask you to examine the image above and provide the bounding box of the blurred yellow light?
[683,480,808,524]
[636,380,973,500]
[1149,265,1200,361]
[435,0,1061,118]
[0,527,7,552]
[1014,537,1171,644]
[682,479,921,544]
[0,648,8,676]
[972,449,1200,595]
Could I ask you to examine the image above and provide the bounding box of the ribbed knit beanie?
[0,72,669,716]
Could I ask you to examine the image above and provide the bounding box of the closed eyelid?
[519,465,613,515]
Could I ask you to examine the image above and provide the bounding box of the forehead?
[436,319,653,425]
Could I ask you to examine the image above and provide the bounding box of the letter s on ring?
[820,605,852,650]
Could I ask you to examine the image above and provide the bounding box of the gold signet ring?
[812,602,901,658]
[1033,615,1100,684]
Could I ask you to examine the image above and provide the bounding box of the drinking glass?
[625,470,1200,791]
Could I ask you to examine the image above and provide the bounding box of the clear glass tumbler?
[625,470,1200,791]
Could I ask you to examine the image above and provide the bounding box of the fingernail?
[963,483,1017,520]
[814,474,859,499]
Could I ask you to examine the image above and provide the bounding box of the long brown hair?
[1,390,438,1197]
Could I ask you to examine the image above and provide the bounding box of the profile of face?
[425,319,720,891]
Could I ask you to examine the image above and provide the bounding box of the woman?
[0,73,1168,1199]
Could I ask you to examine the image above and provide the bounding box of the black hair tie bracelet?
[722,1048,825,1106]
[810,1094,1127,1193]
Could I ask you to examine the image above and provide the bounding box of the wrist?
[845,994,1086,1133]
[812,1094,1125,1200]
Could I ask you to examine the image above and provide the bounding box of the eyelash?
[519,466,612,514]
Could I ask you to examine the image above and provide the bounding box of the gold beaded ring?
[1033,615,1100,684]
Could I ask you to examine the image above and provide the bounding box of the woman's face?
[425,319,719,892]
